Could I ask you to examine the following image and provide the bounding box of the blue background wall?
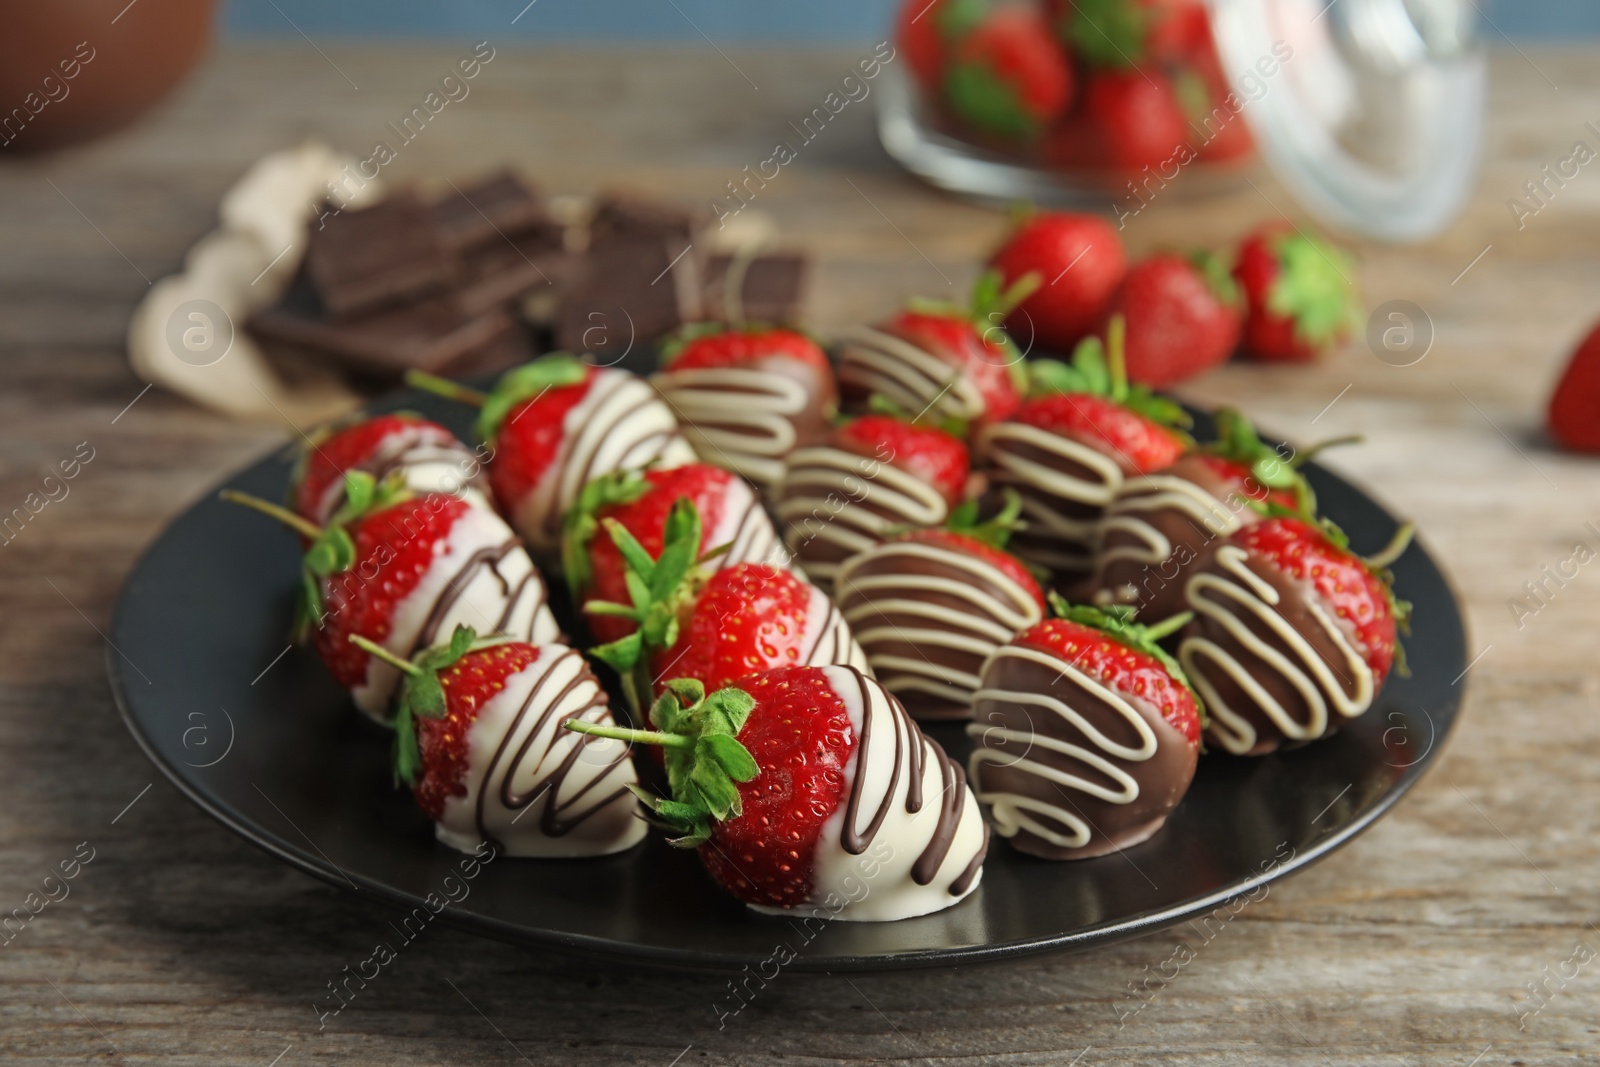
[219,0,1600,41]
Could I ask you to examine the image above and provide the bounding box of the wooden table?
[2,41,1596,1066]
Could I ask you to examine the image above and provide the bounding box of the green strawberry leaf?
[1047,594,1205,721]
[1267,231,1361,346]
[1066,0,1147,69]
[945,62,1038,140]
[476,354,589,442]
[560,468,650,601]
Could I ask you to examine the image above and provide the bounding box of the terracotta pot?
[0,0,215,154]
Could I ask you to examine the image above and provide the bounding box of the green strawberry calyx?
[406,355,590,442]
[348,624,511,786]
[221,469,410,641]
[1267,231,1362,347]
[943,488,1025,550]
[560,467,651,600]
[1065,0,1149,69]
[1206,407,1317,517]
[1026,314,1195,432]
[566,678,759,847]
[1046,594,1206,721]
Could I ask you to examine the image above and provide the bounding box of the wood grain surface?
[1,41,1597,1066]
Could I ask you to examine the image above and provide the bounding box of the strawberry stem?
[565,719,695,749]
[219,489,323,541]
[1141,611,1193,644]
[1292,434,1363,467]
[404,370,489,408]
[1363,522,1415,570]
[1105,314,1128,400]
[346,634,424,677]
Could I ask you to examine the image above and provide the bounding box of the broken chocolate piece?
[453,227,573,317]
[431,171,550,252]
[701,252,809,324]
[305,191,458,318]
[588,193,707,251]
[554,240,703,356]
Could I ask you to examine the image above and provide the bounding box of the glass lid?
[1208,0,1485,241]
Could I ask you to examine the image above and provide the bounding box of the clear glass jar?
[877,0,1485,242]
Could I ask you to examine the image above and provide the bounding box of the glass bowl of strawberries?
[880,0,1485,241]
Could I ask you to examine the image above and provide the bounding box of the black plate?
[108,382,1466,973]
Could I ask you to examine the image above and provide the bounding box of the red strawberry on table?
[1549,319,1600,452]
[989,211,1128,353]
[978,316,1191,576]
[581,498,869,712]
[1099,251,1243,385]
[836,271,1039,429]
[566,666,989,920]
[944,6,1073,141]
[1092,407,1348,622]
[1232,224,1361,362]
[834,493,1047,721]
[1179,515,1412,755]
[408,354,695,557]
[223,471,561,720]
[561,462,790,644]
[292,412,489,526]
[350,625,644,857]
[649,323,839,495]
[776,414,972,591]
[1080,70,1191,173]
[968,600,1202,860]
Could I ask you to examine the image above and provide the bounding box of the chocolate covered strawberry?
[1232,224,1361,362]
[649,324,838,495]
[944,6,1073,141]
[777,414,972,591]
[583,499,869,712]
[223,471,561,720]
[1549,319,1600,452]
[990,210,1128,353]
[978,317,1191,576]
[562,463,790,644]
[408,355,695,556]
[836,271,1038,429]
[1179,515,1412,756]
[969,600,1202,860]
[834,494,1046,721]
[567,667,989,920]
[1099,251,1242,385]
[292,412,490,525]
[351,626,644,857]
[1092,408,1349,622]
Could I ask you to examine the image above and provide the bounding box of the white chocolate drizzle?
[978,421,1124,573]
[650,365,813,492]
[836,540,1042,710]
[967,645,1158,850]
[309,423,489,525]
[836,326,988,425]
[1095,473,1242,568]
[776,445,950,590]
[1178,544,1375,754]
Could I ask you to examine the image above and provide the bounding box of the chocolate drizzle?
[836,669,985,893]
[474,646,633,848]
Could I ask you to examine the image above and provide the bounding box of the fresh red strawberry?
[1099,252,1242,385]
[1181,39,1255,163]
[1549,320,1600,452]
[292,413,485,525]
[1196,407,1318,513]
[1060,0,1209,66]
[1234,517,1407,684]
[990,211,1128,353]
[1016,605,1201,741]
[945,7,1073,140]
[350,626,645,857]
[834,415,971,506]
[1081,70,1190,172]
[408,355,694,554]
[1232,224,1361,362]
[583,502,870,713]
[562,463,784,644]
[661,324,831,374]
[565,667,989,917]
[897,0,990,93]
[224,471,561,720]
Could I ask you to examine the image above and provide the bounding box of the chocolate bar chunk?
[554,240,704,357]
[249,270,523,381]
[305,191,458,319]
[701,252,809,324]
[453,225,574,317]
[432,171,550,252]
[588,193,708,251]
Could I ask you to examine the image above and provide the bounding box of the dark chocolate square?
[304,191,458,319]
[701,252,809,324]
[554,240,704,356]
[588,193,708,251]
[432,171,550,252]
[453,226,574,317]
